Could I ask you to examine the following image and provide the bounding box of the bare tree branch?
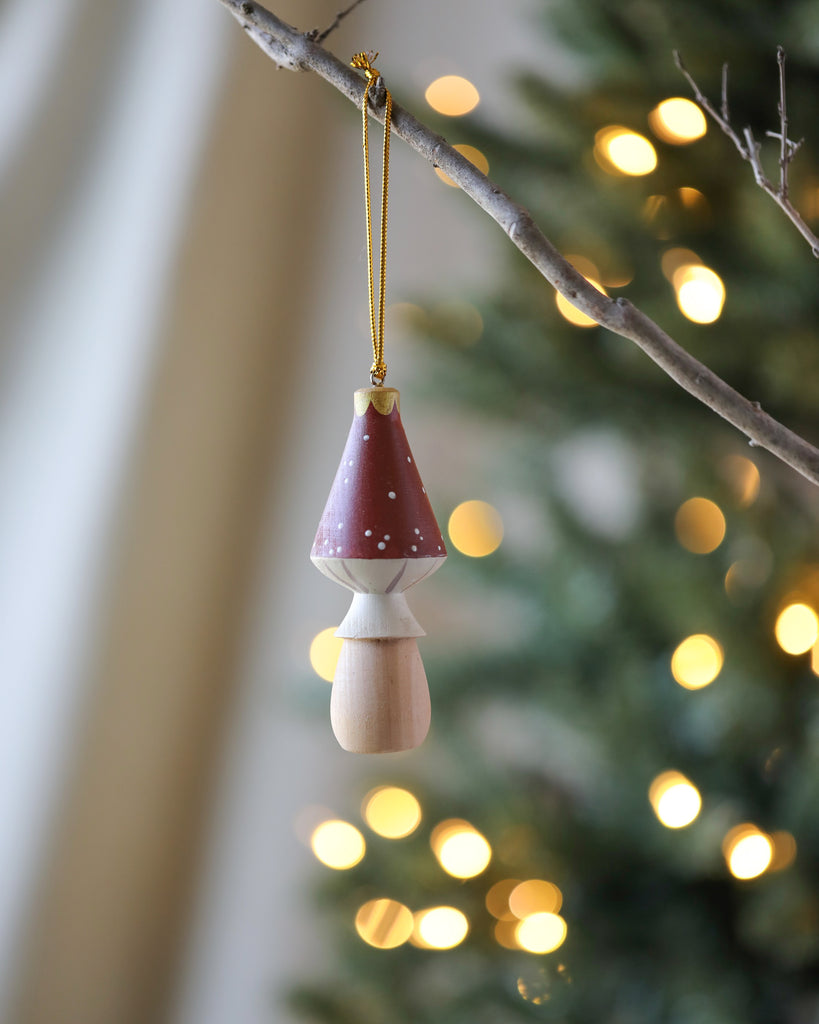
[218,0,819,488]
[309,0,369,44]
[675,49,819,258]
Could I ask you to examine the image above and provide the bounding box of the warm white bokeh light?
[425,75,480,116]
[661,247,702,281]
[310,819,366,869]
[721,454,761,507]
[674,497,726,554]
[486,879,522,921]
[435,144,489,186]
[769,830,798,872]
[431,819,492,878]
[775,602,819,655]
[494,919,521,949]
[649,98,707,144]
[674,265,725,323]
[671,634,724,690]
[309,626,343,682]
[678,186,708,210]
[515,912,568,954]
[594,126,657,175]
[362,786,422,839]
[413,907,469,949]
[448,500,504,557]
[724,825,773,880]
[555,277,606,327]
[508,879,563,918]
[355,899,414,948]
[649,771,702,828]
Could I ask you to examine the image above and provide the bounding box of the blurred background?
[3,1,819,1023]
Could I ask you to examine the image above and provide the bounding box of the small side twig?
[309,0,369,44]
[777,45,789,199]
[675,48,819,258]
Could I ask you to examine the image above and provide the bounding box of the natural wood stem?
[218,0,819,488]
[331,638,431,752]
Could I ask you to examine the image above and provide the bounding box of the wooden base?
[330,637,431,753]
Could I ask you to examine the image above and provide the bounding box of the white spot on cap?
[377,541,386,550]
[364,529,373,537]
[388,491,396,499]
[344,477,349,484]
[438,545,442,551]
[363,434,370,440]
[419,536,424,541]
[384,535,391,541]
[337,523,343,529]
[336,546,342,553]
[422,487,426,494]
[407,456,412,462]
[414,528,420,535]
[348,459,354,466]
[411,545,417,552]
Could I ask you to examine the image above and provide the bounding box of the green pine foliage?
[292,2,819,1021]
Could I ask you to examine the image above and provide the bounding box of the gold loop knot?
[351,51,380,80]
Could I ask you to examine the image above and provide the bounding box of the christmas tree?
[293,1,819,1021]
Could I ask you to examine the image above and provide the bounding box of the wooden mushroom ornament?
[311,386,446,753]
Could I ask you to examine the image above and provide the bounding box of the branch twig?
[309,0,369,44]
[777,45,790,199]
[675,49,819,258]
[218,0,819,488]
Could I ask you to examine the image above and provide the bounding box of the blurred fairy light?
[355,898,414,948]
[564,253,600,281]
[562,251,633,291]
[388,300,428,336]
[309,626,342,682]
[412,907,470,949]
[494,920,521,949]
[517,976,548,1005]
[648,771,702,828]
[594,126,657,175]
[648,97,707,144]
[661,246,702,281]
[720,454,760,507]
[674,496,726,554]
[670,634,724,689]
[447,500,504,557]
[486,879,522,921]
[516,912,568,954]
[425,75,480,116]
[769,830,798,872]
[428,300,484,346]
[555,276,607,328]
[310,819,366,869]
[775,602,819,655]
[673,264,725,323]
[723,824,773,880]
[678,186,708,210]
[435,144,489,186]
[508,879,563,918]
[431,819,492,878]
[361,785,422,839]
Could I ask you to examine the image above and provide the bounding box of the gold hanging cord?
[351,51,392,386]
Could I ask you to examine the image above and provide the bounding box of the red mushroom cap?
[311,388,446,561]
